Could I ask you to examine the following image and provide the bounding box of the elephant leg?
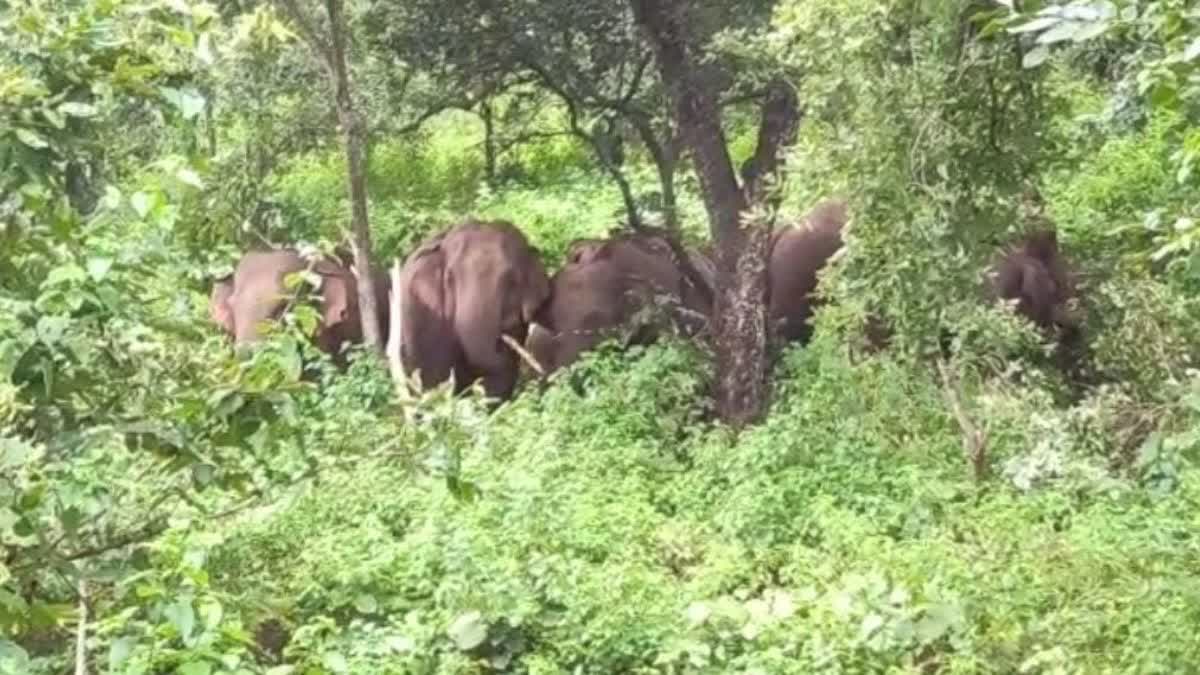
[478,365,519,402]
[404,319,459,392]
[453,356,518,402]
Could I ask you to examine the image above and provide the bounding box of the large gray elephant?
[526,233,711,376]
[768,199,848,344]
[398,220,550,400]
[209,249,389,363]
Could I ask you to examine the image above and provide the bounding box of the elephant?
[397,220,550,401]
[526,232,711,376]
[209,249,389,364]
[986,228,1079,336]
[768,198,848,344]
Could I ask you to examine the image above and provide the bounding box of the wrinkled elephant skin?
[208,249,388,364]
[527,233,710,376]
[398,220,550,401]
[768,199,848,344]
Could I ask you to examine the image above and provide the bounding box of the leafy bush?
[86,341,1187,674]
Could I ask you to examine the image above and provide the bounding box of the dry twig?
[937,359,989,481]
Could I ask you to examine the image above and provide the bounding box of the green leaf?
[42,107,65,130]
[59,506,83,535]
[322,652,348,673]
[354,594,378,614]
[164,599,196,641]
[176,167,204,189]
[196,32,214,64]
[860,612,885,639]
[108,637,135,671]
[1035,21,1078,44]
[59,101,98,118]
[1150,83,1178,108]
[198,598,223,629]
[47,264,87,286]
[1184,36,1200,61]
[915,603,963,644]
[191,462,216,488]
[178,661,212,675]
[86,257,113,282]
[447,611,488,651]
[1009,16,1059,34]
[131,192,152,219]
[0,640,29,670]
[1022,45,1050,68]
[0,437,36,470]
[386,635,415,653]
[36,315,70,345]
[15,129,48,149]
[160,87,206,120]
[1071,20,1110,42]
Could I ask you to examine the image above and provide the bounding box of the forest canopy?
[3,0,1200,672]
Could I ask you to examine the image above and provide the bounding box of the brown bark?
[481,100,498,185]
[632,0,799,428]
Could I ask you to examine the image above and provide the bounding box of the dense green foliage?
[4,0,1200,672]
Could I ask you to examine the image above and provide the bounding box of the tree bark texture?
[632,0,766,427]
[632,0,799,428]
[324,0,383,353]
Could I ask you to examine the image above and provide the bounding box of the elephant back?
[768,199,848,342]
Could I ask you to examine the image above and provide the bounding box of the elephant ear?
[566,239,611,265]
[209,276,235,335]
[520,260,552,323]
[318,270,353,328]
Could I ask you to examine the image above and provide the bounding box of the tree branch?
[74,578,87,675]
[739,78,801,208]
[272,0,333,72]
[937,359,989,482]
[522,57,645,228]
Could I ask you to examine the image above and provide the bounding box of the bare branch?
[74,578,87,675]
[523,57,645,228]
[937,359,989,482]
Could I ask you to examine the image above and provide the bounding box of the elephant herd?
[208,199,1080,402]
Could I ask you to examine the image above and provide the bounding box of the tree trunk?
[632,0,765,427]
[324,0,383,353]
[481,100,498,186]
[632,0,799,428]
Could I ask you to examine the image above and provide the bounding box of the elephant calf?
[986,228,1079,337]
[398,220,550,401]
[526,233,711,376]
[768,198,848,344]
[209,249,389,363]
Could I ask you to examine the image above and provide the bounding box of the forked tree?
[632,0,800,426]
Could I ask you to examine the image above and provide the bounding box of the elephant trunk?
[454,279,514,376]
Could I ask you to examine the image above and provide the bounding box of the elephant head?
[768,198,848,344]
[208,249,371,362]
[399,220,549,400]
[987,228,1079,335]
[526,232,706,376]
[209,275,236,336]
